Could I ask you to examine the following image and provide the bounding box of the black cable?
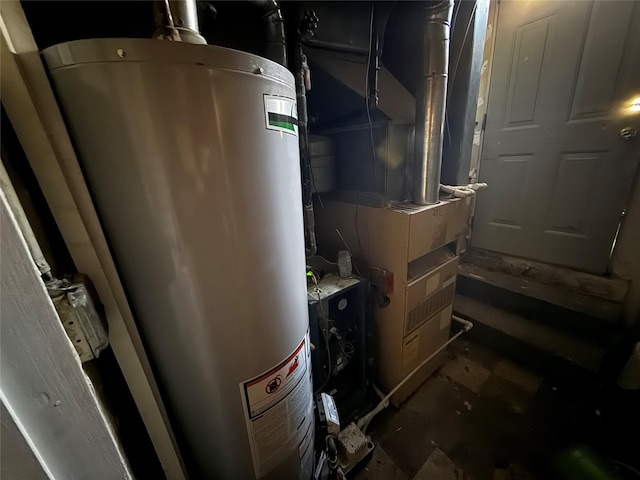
[445,1,478,145]
[314,320,332,394]
[445,1,460,145]
[448,1,478,100]
[353,2,377,271]
[313,283,333,394]
[364,3,378,182]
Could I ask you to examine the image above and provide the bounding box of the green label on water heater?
[264,95,298,136]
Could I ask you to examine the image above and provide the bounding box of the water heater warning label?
[264,95,298,136]
[240,333,313,478]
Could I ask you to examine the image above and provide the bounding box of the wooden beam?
[0,2,185,477]
[1,194,132,479]
[1,401,50,480]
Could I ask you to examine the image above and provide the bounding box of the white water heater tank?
[44,39,314,479]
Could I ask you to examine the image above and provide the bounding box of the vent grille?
[405,283,455,335]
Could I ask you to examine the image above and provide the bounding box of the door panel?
[472,0,640,273]
[546,153,598,235]
[505,14,552,127]
[570,2,635,120]
[485,155,531,228]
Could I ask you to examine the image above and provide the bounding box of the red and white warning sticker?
[240,333,313,478]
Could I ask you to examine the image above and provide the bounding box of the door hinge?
[481,113,487,131]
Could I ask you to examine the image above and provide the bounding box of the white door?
[472,0,640,273]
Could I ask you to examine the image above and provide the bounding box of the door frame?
[467,0,640,323]
[468,0,500,185]
[463,0,499,252]
[468,0,639,276]
[0,2,187,477]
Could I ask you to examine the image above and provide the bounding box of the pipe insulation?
[412,0,454,205]
[357,314,473,432]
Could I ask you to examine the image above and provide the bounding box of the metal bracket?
[49,277,108,362]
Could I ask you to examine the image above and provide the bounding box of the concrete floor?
[354,338,640,480]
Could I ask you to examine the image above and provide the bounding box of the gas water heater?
[44,39,314,479]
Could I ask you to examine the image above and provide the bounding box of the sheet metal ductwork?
[412,0,454,205]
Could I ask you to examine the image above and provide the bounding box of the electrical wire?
[612,459,640,478]
[335,229,362,276]
[314,317,332,395]
[312,275,332,394]
[340,341,355,359]
[354,204,364,265]
[444,1,460,146]
[348,2,377,276]
[365,3,378,175]
[448,1,477,105]
[331,325,355,360]
[335,229,352,256]
[311,254,338,266]
[308,155,325,209]
[445,1,478,146]
[344,326,358,344]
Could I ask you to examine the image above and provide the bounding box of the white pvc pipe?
[0,161,51,278]
[440,182,488,198]
[357,314,473,432]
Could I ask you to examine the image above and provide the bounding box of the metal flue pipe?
[412,0,454,205]
[153,0,207,45]
[249,0,288,67]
